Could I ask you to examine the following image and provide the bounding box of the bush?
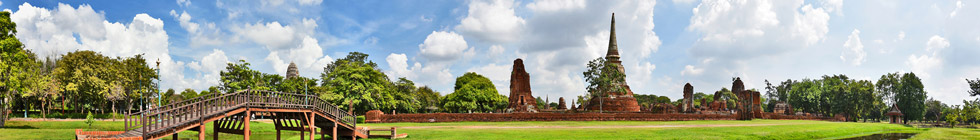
[84,112,95,129]
[357,116,366,123]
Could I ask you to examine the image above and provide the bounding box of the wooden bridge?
[78,90,395,140]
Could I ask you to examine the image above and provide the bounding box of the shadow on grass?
[1,125,38,129]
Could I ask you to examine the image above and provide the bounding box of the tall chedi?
[585,13,641,112]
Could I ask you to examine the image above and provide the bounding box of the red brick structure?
[557,97,567,110]
[655,103,677,114]
[753,92,763,118]
[508,59,537,112]
[365,110,384,123]
[584,13,641,112]
[367,112,735,123]
[774,101,793,115]
[682,83,694,113]
[886,104,904,124]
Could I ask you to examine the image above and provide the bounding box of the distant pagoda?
[286,62,299,79]
[584,13,641,112]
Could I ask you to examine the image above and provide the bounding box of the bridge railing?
[240,90,356,127]
[124,91,246,133]
[123,89,357,136]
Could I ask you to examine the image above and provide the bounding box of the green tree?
[582,57,626,112]
[162,88,179,105]
[441,72,507,113]
[1,11,32,124]
[274,75,318,96]
[962,99,980,125]
[320,52,396,114]
[391,77,422,113]
[968,78,980,97]
[924,98,947,123]
[180,89,198,99]
[85,111,94,129]
[945,105,961,126]
[415,86,441,113]
[895,72,927,123]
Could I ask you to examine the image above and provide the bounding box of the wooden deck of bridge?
[76,90,393,140]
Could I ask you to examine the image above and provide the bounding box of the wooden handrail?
[123,89,359,137]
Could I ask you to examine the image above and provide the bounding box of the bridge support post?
[199,124,206,140]
[309,112,315,140]
[244,110,251,140]
[333,122,338,140]
[213,120,219,140]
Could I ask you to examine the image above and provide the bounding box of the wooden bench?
[366,127,408,139]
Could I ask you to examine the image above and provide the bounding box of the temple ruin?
[286,62,299,79]
[557,97,567,110]
[507,58,537,112]
[584,13,641,112]
[682,83,694,113]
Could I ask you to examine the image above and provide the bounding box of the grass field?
[1,119,978,139]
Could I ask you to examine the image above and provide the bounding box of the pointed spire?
[606,13,620,61]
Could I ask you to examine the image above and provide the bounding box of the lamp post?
[156,59,160,109]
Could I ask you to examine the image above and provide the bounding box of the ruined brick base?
[585,96,641,112]
[367,112,737,123]
[75,129,141,140]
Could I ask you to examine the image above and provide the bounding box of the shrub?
[357,116,366,123]
[85,111,95,129]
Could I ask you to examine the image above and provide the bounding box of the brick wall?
[367,112,738,123]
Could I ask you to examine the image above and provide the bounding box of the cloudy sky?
[2,0,978,105]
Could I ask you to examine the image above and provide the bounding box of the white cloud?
[681,65,704,76]
[456,0,526,43]
[841,29,866,66]
[926,35,949,52]
[188,49,230,86]
[466,63,512,95]
[689,0,834,59]
[237,21,298,50]
[907,54,942,79]
[526,0,586,12]
[297,0,323,6]
[898,31,906,41]
[170,10,199,33]
[386,53,411,79]
[950,0,963,17]
[821,0,843,15]
[418,31,469,61]
[489,45,505,57]
[385,53,454,92]
[9,3,201,90]
[793,4,830,45]
[265,36,334,77]
[177,0,191,7]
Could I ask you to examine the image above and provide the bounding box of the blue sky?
[2,0,979,105]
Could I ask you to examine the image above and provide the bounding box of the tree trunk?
[111,101,116,121]
[41,100,46,119]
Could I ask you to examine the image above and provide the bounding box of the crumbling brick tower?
[508,58,537,112]
[682,83,694,113]
[733,77,754,120]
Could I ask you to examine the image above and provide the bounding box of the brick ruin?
[731,77,764,120]
[706,91,728,111]
[774,101,793,115]
[359,13,833,123]
[507,59,537,113]
[557,97,567,110]
[583,13,641,112]
[681,83,694,113]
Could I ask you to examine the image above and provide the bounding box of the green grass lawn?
[2,119,978,140]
